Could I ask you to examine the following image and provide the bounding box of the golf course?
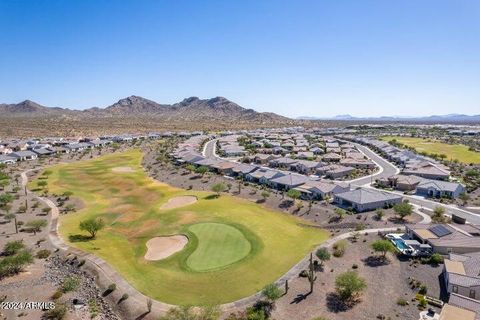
[380,136,480,164]
[31,150,328,305]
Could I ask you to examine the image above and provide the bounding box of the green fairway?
[187,223,252,272]
[380,136,480,164]
[32,150,328,305]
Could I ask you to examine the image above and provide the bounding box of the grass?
[31,149,328,305]
[186,222,252,272]
[380,136,480,164]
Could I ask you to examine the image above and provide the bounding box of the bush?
[36,249,51,259]
[397,298,407,306]
[419,285,428,295]
[43,302,67,319]
[0,250,34,278]
[428,253,444,265]
[3,240,24,256]
[61,276,80,292]
[333,240,347,257]
[51,290,63,300]
[108,283,117,292]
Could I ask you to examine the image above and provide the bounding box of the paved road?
[202,138,219,159]
[347,142,400,186]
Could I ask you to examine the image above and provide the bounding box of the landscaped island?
[31,149,328,305]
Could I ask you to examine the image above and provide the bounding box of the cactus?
[307,252,317,293]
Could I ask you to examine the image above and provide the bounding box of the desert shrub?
[43,302,67,319]
[0,250,33,278]
[419,285,428,295]
[51,290,63,300]
[61,276,80,292]
[333,240,347,257]
[397,298,407,306]
[36,249,51,259]
[3,240,24,256]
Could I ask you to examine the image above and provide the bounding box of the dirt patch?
[160,195,197,210]
[144,235,188,261]
[111,166,135,173]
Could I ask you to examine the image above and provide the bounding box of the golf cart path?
[21,168,403,316]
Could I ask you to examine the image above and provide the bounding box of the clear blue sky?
[1,0,479,118]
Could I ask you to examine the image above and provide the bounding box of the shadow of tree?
[326,292,359,312]
[362,255,390,267]
[204,194,218,200]
[279,200,293,209]
[68,234,92,242]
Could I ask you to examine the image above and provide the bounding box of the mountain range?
[0,96,289,123]
[298,114,480,123]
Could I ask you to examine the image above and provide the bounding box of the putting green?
[30,149,328,305]
[187,223,251,271]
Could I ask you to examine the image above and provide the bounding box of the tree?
[334,207,346,220]
[0,193,14,207]
[4,213,18,234]
[260,190,270,202]
[393,202,413,220]
[262,283,282,302]
[211,183,226,197]
[459,192,470,206]
[159,305,220,320]
[335,271,367,301]
[287,189,301,202]
[79,218,105,238]
[432,206,446,223]
[375,208,384,221]
[195,166,209,177]
[26,219,47,235]
[371,239,395,260]
[315,247,330,267]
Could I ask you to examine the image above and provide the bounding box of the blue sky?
[1,0,479,117]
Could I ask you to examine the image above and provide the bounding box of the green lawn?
[32,150,328,305]
[187,223,252,272]
[380,136,480,164]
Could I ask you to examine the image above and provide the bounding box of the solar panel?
[429,225,452,237]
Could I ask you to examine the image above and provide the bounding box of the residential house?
[269,173,310,191]
[334,188,403,212]
[210,161,239,175]
[0,155,16,164]
[231,164,258,178]
[416,180,466,199]
[294,180,350,200]
[269,157,298,169]
[10,151,38,161]
[403,162,451,180]
[405,224,480,254]
[246,168,284,185]
[443,252,480,302]
[389,174,425,191]
[293,160,321,175]
[322,152,342,162]
[254,154,275,165]
[340,157,376,169]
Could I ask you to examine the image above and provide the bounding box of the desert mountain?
[1,96,289,124]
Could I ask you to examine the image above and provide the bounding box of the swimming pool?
[393,238,409,250]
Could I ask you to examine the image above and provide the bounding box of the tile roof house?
[269,157,298,169]
[406,224,480,255]
[294,180,350,200]
[442,252,480,318]
[416,179,466,199]
[322,152,342,162]
[340,157,376,169]
[441,293,480,320]
[334,188,403,212]
[231,164,258,177]
[0,155,16,164]
[10,150,38,161]
[403,162,451,180]
[388,174,425,191]
[269,173,310,191]
[246,168,284,185]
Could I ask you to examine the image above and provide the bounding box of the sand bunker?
[111,167,135,173]
[161,196,197,210]
[144,235,188,261]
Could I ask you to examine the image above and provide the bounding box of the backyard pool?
[393,238,409,250]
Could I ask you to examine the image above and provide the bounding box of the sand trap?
[111,166,135,173]
[144,235,188,261]
[161,196,197,210]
